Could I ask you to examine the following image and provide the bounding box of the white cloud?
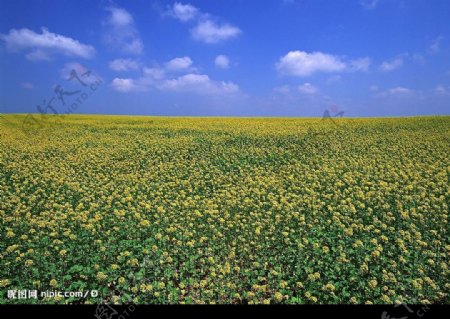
[20,82,34,89]
[276,51,346,77]
[60,62,102,85]
[369,85,379,91]
[360,0,380,10]
[377,86,414,97]
[0,27,95,61]
[111,62,239,95]
[111,78,139,92]
[159,73,239,94]
[109,58,140,72]
[108,7,134,26]
[215,55,230,69]
[143,67,166,80]
[168,2,199,22]
[412,53,425,64]
[388,87,412,94]
[273,83,319,95]
[349,57,372,72]
[380,57,403,72]
[434,85,450,95]
[298,83,319,94]
[191,20,241,44]
[25,50,53,61]
[429,36,444,54]
[327,75,342,83]
[165,56,193,71]
[60,62,88,79]
[273,85,292,94]
[165,3,242,45]
[104,7,143,54]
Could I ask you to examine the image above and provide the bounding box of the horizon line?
[1,112,450,119]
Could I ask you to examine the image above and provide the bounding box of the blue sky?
[0,0,449,117]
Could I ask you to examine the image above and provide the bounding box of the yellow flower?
[128,258,139,267]
[25,259,34,267]
[0,279,11,287]
[6,245,19,253]
[360,263,369,274]
[118,277,126,285]
[140,220,150,227]
[368,279,378,289]
[323,283,336,292]
[50,279,58,288]
[59,250,67,257]
[371,250,381,258]
[381,295,391,303]
[157,206,165,213]
[96,272,107,282]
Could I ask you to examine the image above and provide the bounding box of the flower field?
[0,114,449,304]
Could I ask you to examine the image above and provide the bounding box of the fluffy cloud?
[273,85,292,94]
[276,51,346,76]
[274,83,319,95]
[60,62,102,85]
[143,67,166,80]
[111,58,239,95]
[380,57,403,72]
[167,2,199,22]
[111,78,139,92]
[377,87,415,97]
[434,85,450,95]
[0,27,95,61]
[215,55,230,69]
[298,83,319,94]
[388,87,412,94]
[349,57,372,72]
[429,36,444,54]
[109,58,140,72]
[104,7,143,54]
[159,73,239,94]
[165,3,242,44]
[191,20,241,44]
[165,56,193,71]
[360,0,380,10]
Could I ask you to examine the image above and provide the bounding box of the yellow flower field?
[0,114,449,304]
